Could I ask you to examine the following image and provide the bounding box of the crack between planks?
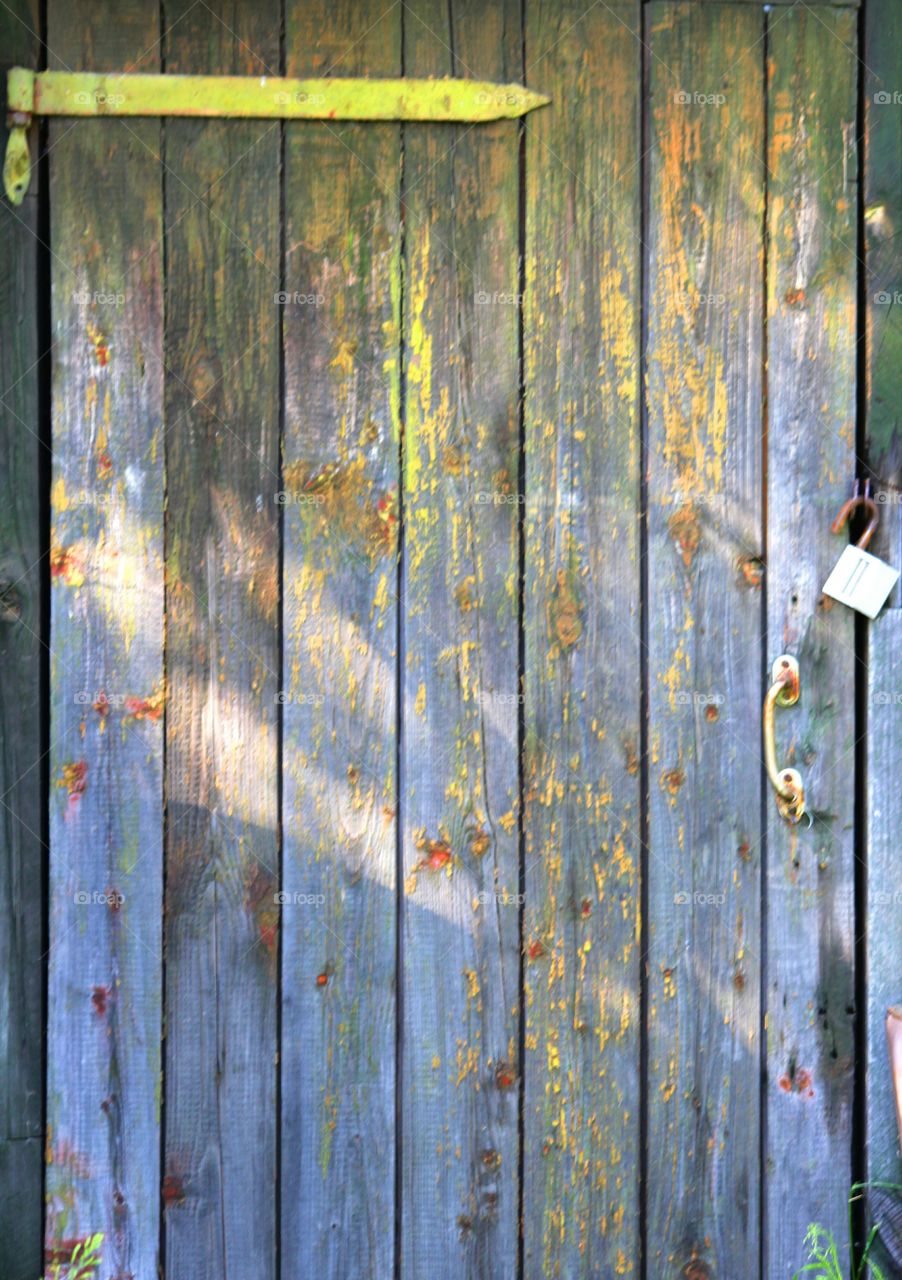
[851,0,869,1257]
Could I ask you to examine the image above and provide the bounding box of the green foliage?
[46,1233,103,1280]
[793,1183,902,1280]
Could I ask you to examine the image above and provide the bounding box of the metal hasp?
[763,654,806,824]
[3,66,550,204]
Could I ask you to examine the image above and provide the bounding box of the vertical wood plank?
[401,2,522,1274]
[865,0,902,1190]
[522,2,642,1275]
[864,0,902,580]
[280,3,400,1277]
[765,7,858,1270]
[45,3,164,1277]
[866,612,902,1182]
[0,3,43,1275]
[163,5,280,1276]
[645,5,764,1274]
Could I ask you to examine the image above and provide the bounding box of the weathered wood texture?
[280,3,400,1277]
[522,2,641,1276]
[764,7,858,1272]
[865,0,902,1191]
[866,611,902,1185]
[45,3,164,1278]
[0,3,43,1278]
[646,5,764,1274]
[162,4,281,1277]
[401,2,522,1276]
[864,0,902,588]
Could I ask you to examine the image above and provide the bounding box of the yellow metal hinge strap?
[3,66,550,203]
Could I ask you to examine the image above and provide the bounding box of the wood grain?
[280,3,400,1277]
[866,611,902,1185]
[162,4,280,1276]
[645,5,765,1274]
[864,0,902,586]
[45,3,164,1277]
[522,2,641,1276]
[0,6,43,1275]
[865,0,902,1194]
[401,2,522,1275]
[764,7,858,1272]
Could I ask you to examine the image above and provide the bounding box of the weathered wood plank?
[280,3,400,1277]
[0,3,43,1277]
[45,3,164,1277]
[866,611,902,1185]
[163,4,280,1276]
[401,2,522,1275]
[765,7,858,1272]
[864,0,902,589]
[865,0,902,1192]
[645,5,764,1274]
[522,2,641,1275]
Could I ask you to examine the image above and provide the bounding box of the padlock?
[822,480,900,619]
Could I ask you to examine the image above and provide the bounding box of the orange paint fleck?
[527,940,546,961]
[96,450,113,479]
[86,322,110,366]
[469,827,490,858]
[704,704,719,723]
[668,503,701,569]
[316,971,329,987]
[50,543,85,588]
[124,689,164,722]
[58,759,88,802]
[661,767,685,795]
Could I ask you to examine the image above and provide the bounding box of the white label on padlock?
[822,544,900,619]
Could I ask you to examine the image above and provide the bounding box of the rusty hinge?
[3,66,550,204]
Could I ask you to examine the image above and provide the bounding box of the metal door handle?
[764,655,806,824]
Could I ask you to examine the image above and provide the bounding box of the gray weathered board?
[0,1,894,1278]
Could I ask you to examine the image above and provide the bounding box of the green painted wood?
[645,5,764,1274]
[864,0,902,588]
[765,7,858,1272]
[44,3,164,1277]
[866,611,902,1186]
[401,2,522,1274]
[522,2,641,1275]
[162,4,280,1276]
[280,3,400,1276]
[0,4,43,1278]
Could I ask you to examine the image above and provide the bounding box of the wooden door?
[2,0,899,1278]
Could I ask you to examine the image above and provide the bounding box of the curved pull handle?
[764,655,806,824]
[831,479,879,550]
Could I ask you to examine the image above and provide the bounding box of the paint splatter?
[124,689,165,722]
[86,322,110,366]
[58,760,88,809]
[50,543,85,588]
